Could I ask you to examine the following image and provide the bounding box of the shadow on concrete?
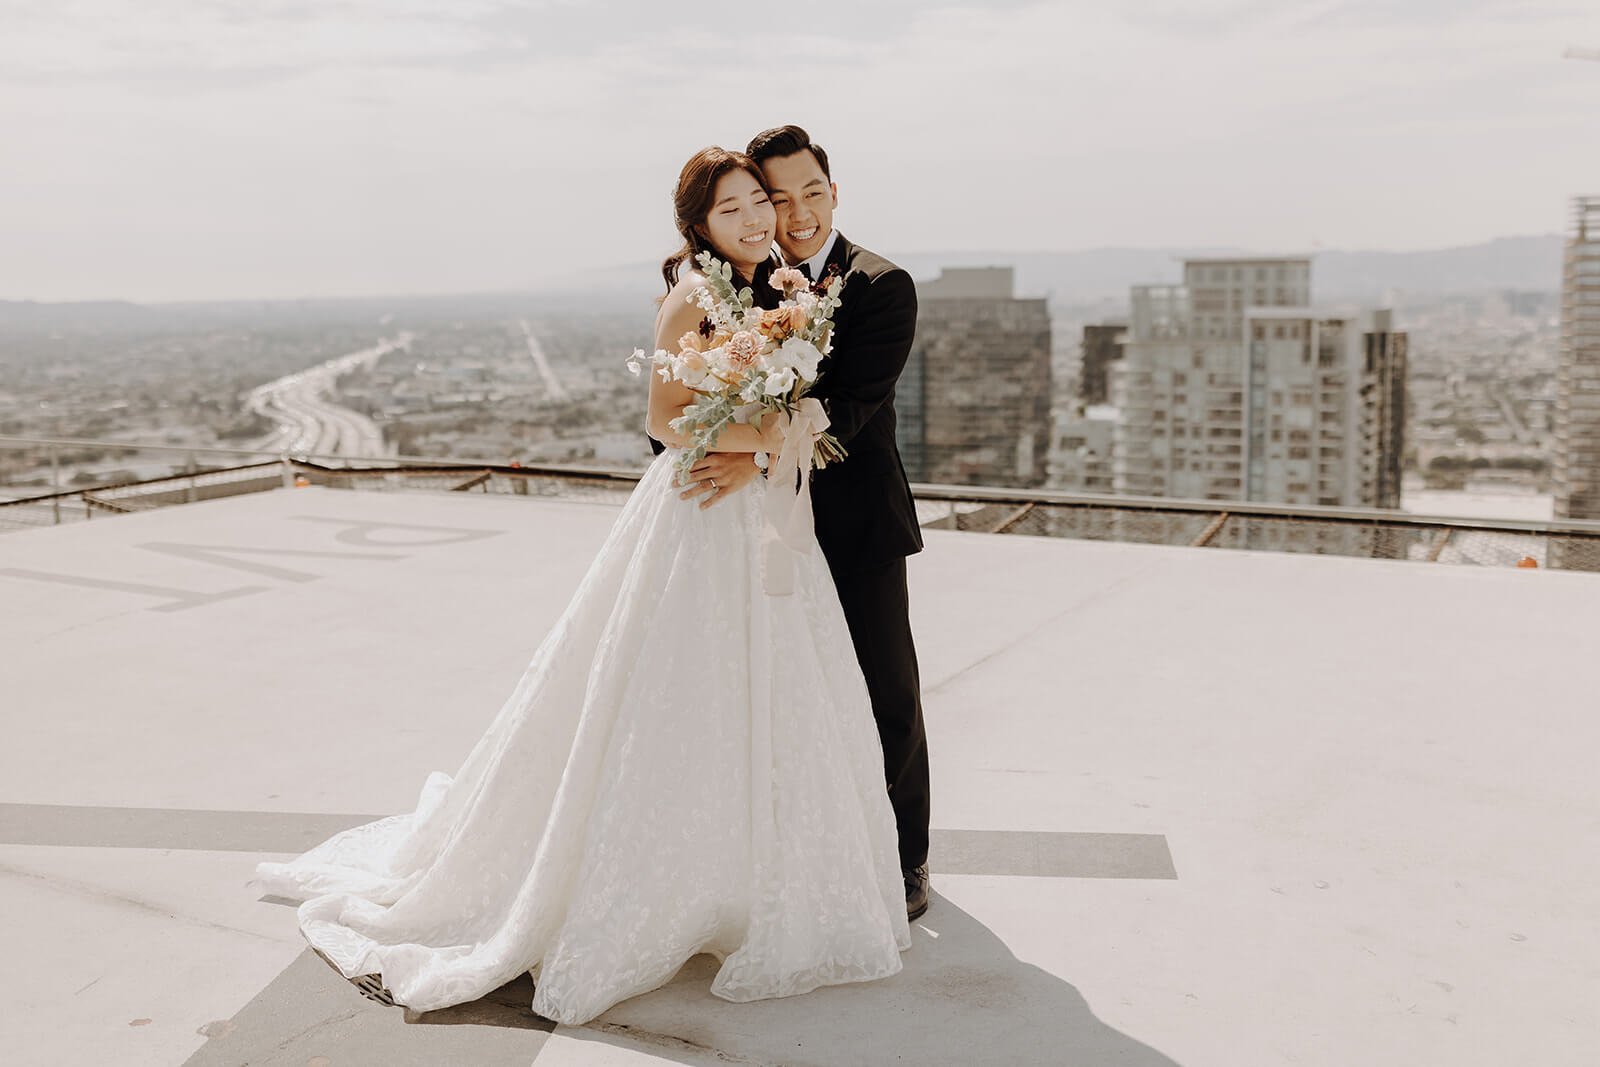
[565,890,1185,1066]
[183,949,551,1066]
[401,972,555,1031]
[202,892,1181,1065]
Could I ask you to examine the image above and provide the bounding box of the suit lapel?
[816,233,856,378]
[822,231,852,285]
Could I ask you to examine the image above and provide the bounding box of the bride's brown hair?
[659,147,775,300]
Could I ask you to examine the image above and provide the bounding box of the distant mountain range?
[0,298,161,332]
[0,235,1566,329]
[553,234,1566,307]
[897,235,1565,304]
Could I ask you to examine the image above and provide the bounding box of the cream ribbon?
[760,397,829,596]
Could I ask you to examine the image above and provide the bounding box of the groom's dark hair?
[746,125,831,180]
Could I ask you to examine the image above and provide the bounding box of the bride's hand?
[760,408,791,453]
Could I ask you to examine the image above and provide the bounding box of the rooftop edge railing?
[4,434,1599,573]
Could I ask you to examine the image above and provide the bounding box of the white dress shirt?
[784,228,840,278]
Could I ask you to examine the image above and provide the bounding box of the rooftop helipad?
[2,484,1594,1065]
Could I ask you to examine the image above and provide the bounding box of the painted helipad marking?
[0,515,507,611]
[0,803,1175,880]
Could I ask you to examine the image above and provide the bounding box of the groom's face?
[759,150,837,265]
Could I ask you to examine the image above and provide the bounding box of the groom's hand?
[680,453,761,509]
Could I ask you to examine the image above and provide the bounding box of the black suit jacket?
[804,233,923,573]
[647,233,923,573]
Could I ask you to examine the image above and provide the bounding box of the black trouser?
[827,553,929,871]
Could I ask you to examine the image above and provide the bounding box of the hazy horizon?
[0,230,1566,307]
[3,1,1596,303]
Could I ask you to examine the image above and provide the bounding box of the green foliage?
[669,390,737,479]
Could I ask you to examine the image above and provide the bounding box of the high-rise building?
[897,267,1052,487]
[1049,404,1117,493]
[1108,257,1406,508]
[1554,196,1600,524]
[1078,323,1127,405]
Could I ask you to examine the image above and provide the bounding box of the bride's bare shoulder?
[656,272,708,334]
[669,270,708,301]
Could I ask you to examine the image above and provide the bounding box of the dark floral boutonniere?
[810,262,843,296]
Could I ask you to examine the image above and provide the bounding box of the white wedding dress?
[247,445,911,1025]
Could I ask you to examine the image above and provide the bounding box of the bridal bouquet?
[627,251,847,596]
[627,251,846,483]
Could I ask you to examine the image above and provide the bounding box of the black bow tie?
[797,261,814,281]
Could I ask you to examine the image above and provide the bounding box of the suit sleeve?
[819,267,918,446]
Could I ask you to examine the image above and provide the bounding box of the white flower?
[762,366,797,396]
[674,353,709,388]
[776,336,823,381]
[699,345,728,374]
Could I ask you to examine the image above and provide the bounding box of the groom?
[674,125,931,922]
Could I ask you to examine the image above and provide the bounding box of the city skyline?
[1101,257,1408,510]
[2,0,1596,302]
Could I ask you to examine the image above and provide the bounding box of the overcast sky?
[2,0,1597,302]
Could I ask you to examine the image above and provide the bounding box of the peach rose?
[757,307,792,339]
[678,331,704,353]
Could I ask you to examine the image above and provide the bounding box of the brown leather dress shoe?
[904,865,929,921]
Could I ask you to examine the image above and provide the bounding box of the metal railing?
[6,434,1600,572]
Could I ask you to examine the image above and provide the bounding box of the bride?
[247,146,912,1026]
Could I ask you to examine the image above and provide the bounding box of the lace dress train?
[247,447,911,1025]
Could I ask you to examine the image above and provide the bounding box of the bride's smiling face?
[697,170,775,277]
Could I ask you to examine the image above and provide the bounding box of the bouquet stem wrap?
[761,397,830,597]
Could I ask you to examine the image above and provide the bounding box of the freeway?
[245,334,412,459]
[517,319,568,402]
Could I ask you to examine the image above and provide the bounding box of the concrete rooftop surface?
[2,484,1595,1066]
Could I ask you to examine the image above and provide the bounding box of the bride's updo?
[660,146,776,301]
